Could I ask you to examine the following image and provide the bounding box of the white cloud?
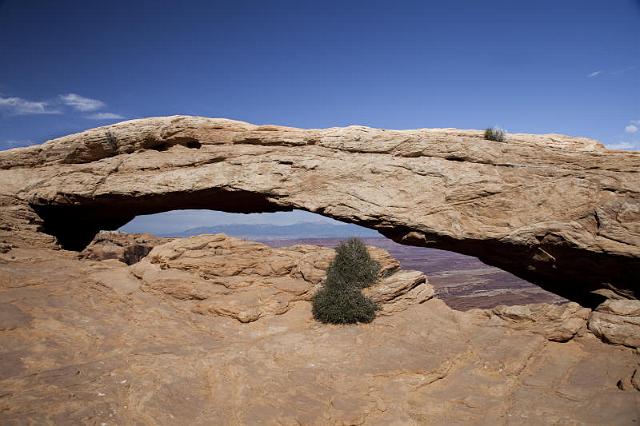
[587,67,636,79]
[0,96,60,115]
[59,93,105,112]
[625,124,638,134]
[1,92,121,118]
[1,139,32,149]
[86,112,124,120]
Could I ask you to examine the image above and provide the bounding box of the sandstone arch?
[0,116,638,306]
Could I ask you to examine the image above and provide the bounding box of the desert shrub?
[312,238,380,324]
[484,127,506,142]
[325,238,381,289]
[312,285,377,324]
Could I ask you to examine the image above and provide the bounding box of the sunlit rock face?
[1,232,639,424]
[0,116,638,305]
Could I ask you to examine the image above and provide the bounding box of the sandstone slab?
[588,299,640,348]
[1,239,639,424]
[487,302,591,342]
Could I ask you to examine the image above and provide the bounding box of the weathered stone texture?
[0,116,638,304]
[1,234,639,424]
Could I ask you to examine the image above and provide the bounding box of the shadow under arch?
[32,187,286,251]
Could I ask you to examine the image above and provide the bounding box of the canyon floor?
[1,233,638,425]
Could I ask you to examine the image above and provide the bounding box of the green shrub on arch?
[312,285,377,324]
[325,237,381,289]
[484,127,507,142]
[312,238,381,324]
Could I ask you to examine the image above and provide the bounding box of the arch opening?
[124,209,567,310]
[34,195,567,310]
[29,187,637,308]
[31,187,287,251]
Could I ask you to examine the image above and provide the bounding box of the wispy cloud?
[625,124,638,134]
[0,96,60,115]
[59,93,124,119]
[59,93,105,112]
[1,139,33,148]
[587,66,636,79]
[86,112,125,120]
[606,141,640,151]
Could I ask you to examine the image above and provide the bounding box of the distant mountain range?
[163,222,380,239]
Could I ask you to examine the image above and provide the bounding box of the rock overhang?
[0,115,638,307]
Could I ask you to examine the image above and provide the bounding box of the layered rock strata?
[0,116,638,305]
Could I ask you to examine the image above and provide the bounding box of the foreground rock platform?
[0,116,638,305]
[0,234,639,424]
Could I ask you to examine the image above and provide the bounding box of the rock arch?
[0,116,638,306]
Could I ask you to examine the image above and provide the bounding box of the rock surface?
[130,234,425,322]
[0,116,638,305]
[80,231,168,265]
[1,235,639,424]
[486,303,591,342]
[588,299,640,348]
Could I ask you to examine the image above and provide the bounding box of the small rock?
[490,302,591,342]
[632,369,640,391]
[80,231,168,265]
[588,299,640,348]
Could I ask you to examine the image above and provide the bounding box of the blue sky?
[1,0,638,230]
